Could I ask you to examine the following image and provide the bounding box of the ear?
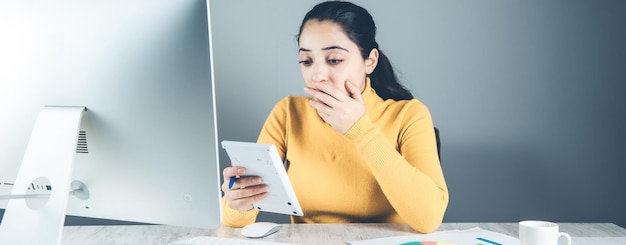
[365,48,379,75]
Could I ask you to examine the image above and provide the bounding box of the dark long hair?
[297,1,413,100]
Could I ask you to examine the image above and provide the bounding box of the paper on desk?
[347,227,519,245]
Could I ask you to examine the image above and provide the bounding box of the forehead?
[299,20,356,50]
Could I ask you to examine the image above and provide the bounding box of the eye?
[328,59,343,65]
[298,60,312,66]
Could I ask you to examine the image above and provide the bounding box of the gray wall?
[211,0,626,227]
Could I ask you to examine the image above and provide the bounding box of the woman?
[221,1,448,233]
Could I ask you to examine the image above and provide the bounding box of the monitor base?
[0,106,85,245]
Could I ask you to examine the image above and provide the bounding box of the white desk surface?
[61,222,626,245]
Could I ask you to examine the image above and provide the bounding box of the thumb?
[345,81,363,102]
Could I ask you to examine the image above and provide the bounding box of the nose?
[310,62,329,83]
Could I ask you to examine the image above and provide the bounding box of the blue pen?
[476,237,502,245]
[228,176,236,189]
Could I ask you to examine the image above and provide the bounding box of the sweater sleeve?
[256,97,289,160]
[344,100,449,233]
[221,197,259,227]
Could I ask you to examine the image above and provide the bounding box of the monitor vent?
[76,131,89,154]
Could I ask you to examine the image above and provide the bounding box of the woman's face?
[298,20,377,95]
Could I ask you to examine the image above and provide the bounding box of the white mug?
[519,220,572,245]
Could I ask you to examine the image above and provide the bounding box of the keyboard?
[169,236,297,245]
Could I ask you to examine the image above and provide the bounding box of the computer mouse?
[240,222,282,238]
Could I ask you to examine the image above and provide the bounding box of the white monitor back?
[0,0,222,228]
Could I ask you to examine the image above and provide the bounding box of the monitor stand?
[0,106,86,245]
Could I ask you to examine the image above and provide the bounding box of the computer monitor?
[0,0,221,236]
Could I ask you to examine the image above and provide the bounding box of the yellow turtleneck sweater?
[221,79,448,233]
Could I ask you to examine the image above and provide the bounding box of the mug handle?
[558,232,572,245]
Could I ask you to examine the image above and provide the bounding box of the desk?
[62,223,626,244]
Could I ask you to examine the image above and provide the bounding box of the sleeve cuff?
[221,197,259,227]
[344,115,375,142]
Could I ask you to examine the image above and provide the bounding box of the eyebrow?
[298,45,350,53]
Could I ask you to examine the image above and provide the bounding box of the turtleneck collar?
[361,76,384,112]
